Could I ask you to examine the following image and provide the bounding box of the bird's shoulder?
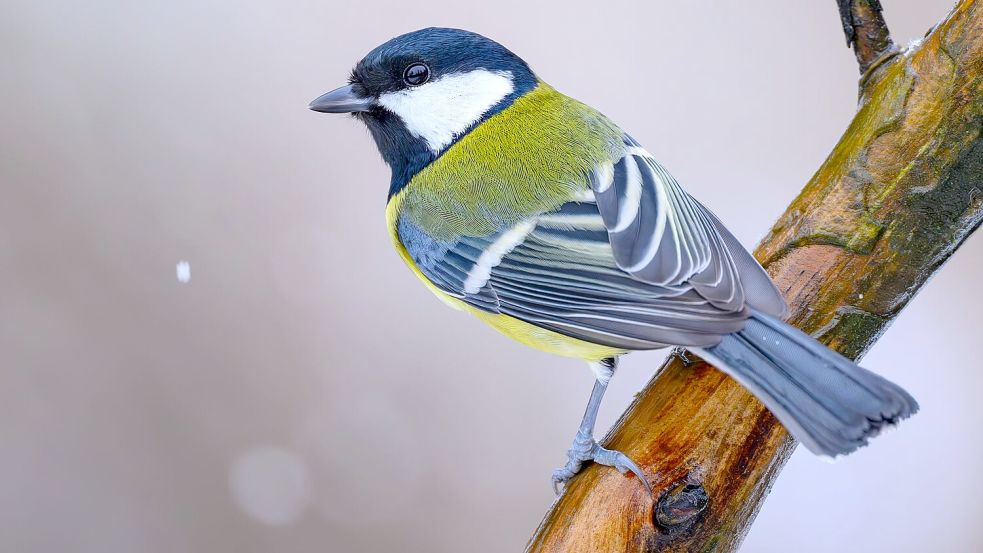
[390,82,624,242]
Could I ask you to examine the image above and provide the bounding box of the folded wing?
[396,136,786,350]
[592,137,786,317]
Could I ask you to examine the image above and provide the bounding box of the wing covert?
[398,198,750,350]
[592,136,785,316]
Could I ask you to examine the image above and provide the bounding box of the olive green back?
[395,82,625,240]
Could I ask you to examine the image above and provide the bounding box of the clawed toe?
[594,447,653,495]
[551,468,573,495]
[551,439,651,496]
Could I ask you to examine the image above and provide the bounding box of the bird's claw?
[551,432,652,496]
[672,347,698,367]
[551,466,578,495]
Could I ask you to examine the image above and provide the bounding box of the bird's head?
[310,28,538,196]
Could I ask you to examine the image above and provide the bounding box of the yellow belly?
[460,298,624,361]
[385,196,624,362]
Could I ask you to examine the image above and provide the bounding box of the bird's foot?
[551,428,652,496]
[672,347,698,367]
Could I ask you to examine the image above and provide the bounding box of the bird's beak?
[308,84,374,113]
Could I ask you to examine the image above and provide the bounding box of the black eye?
[403,63,430,86]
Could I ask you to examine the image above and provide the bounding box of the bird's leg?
[551,357,652,496]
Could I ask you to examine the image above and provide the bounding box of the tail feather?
[696,310,918,457]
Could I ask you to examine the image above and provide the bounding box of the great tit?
[310,27,917,494]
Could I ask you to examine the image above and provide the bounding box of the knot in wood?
[654,479,709,530]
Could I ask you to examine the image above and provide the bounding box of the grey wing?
[398,200,750,351]
[592,136,787,317]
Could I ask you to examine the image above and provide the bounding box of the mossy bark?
[527,1,983,551]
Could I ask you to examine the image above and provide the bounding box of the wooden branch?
[527,1,983,551]
[837,0,898,74]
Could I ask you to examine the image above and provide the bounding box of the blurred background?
[2,0,980,551]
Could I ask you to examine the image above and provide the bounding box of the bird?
[309,27,918,494]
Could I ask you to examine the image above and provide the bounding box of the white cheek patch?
[378,69,515,154]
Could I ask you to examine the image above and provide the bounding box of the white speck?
[858,293,864,299]
[176,261,191,283]
[229,446,311,526]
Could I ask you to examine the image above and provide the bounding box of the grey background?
[2,1,980,551]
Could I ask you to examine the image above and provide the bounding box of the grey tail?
[696,310,918,457]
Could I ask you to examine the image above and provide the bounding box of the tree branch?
[837,0,898,73]
[527,1,983,551]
